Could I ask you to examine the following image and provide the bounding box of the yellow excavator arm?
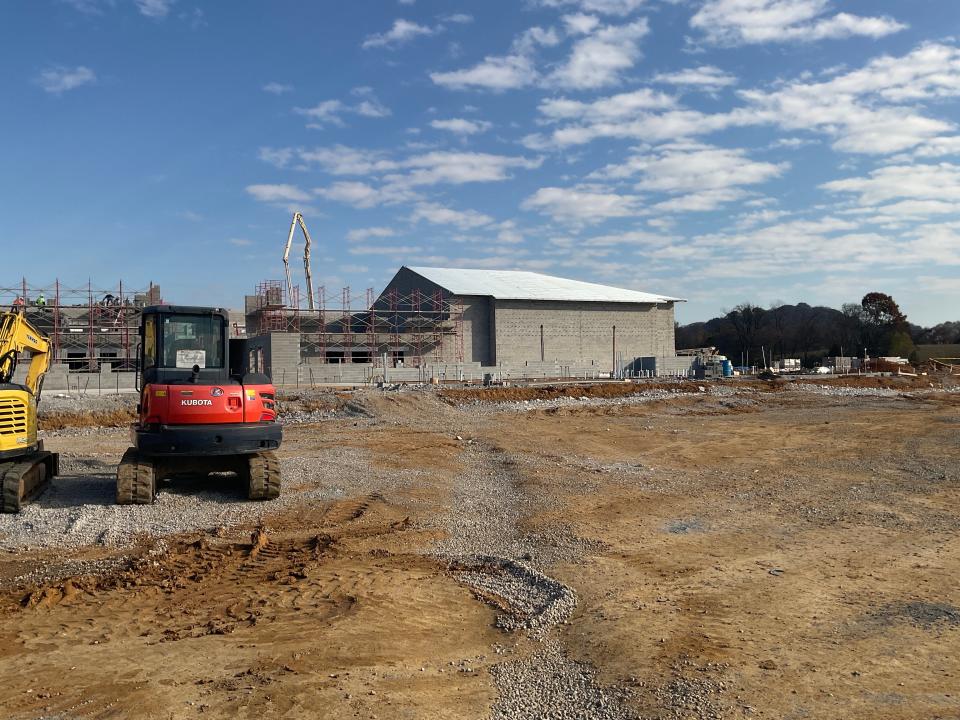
[0,312,51,398]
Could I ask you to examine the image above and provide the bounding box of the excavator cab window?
[159,315,224,369]
[143,315,157,370]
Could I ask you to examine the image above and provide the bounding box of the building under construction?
[0,280,162,371]
[242,266,684,381]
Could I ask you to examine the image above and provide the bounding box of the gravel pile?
[490,640,636,720]
[40,392,137,414]
[796,383,900,397]
[468,389,698,414]
[454,556,578,634]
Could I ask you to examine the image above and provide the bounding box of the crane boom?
[281,212,317,311]
[0,312,51,398]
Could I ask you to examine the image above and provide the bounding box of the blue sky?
[3,0,960,326]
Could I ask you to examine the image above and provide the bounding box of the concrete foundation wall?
[491,300,676,369]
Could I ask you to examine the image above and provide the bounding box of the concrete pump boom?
[282,212,316,311]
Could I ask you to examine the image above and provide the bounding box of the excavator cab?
[117,305,282,505]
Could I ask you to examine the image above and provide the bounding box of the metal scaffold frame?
[0,278,160,371]
[250,280,465,368]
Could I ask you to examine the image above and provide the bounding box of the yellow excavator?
[0,311,59,512]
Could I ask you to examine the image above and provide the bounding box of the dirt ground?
[1,382,958,719]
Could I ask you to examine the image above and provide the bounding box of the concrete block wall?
[491,300,676,369]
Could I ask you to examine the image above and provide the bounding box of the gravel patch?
[490,639,636,720]
[430,441,634,719]
[0,446,406,551]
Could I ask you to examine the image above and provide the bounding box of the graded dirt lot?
[0,380,958,719]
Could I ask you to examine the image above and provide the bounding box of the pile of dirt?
[441,381,703,405]
[40,407,137,430]
[277,389,353,415]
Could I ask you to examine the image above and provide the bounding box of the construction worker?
[12,296,25,313]
[35,293,46,308]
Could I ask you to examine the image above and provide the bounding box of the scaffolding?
[249,280,465,368]
[0,278,160,370]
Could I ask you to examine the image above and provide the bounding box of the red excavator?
[117,305,281,504]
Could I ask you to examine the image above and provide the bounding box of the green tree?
[860,292,915,358]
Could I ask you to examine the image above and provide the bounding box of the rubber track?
[116,448,155,505]
[247,451,281,500]
[0,455,51,514]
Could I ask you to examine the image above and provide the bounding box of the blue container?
[722,360,733,377]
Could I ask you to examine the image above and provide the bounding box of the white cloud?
[579,229,669,247]
[246,184,311,203]
[350,244,424,256]
[36,65,96,94]
[442,13,474,24]
[691,0,906,45]
[594,144,787,195]
[347,227,396,243]
[538,0,646,15]
[654,188,747,212]
[410,202,494,229]
[431,54,538,91]
[298,145,399,175]
[430,118,493,135]
[262,81,293,95]
[539,88,675,122]
[393,151,542,187]
[258,147,295,168]
[264,146,540,194]
[315,181,414,208]
[430,24,558,91]
[294,91,390,128]
[362,19,434,49]
[521,185,642,223]
[563,13,601,35]
[548,19,649,89]
[528,41,960,155]
[913,136,960,158]
[513,26,562,55]
[653,65,737,90]
[60,0,113,13]
[821,163,960,206]
[135,0,174,18]
[228,238,253,247]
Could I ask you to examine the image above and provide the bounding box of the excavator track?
[247,451,281,501]
[116,448,157,505]
[0,450,56,513]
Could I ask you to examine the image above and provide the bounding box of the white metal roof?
[406,266,684,304]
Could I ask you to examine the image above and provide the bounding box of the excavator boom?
[0,311,51,397]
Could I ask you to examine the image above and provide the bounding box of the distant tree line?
[675,292,959,367]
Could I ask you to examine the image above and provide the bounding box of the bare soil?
[2,384,959,719]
